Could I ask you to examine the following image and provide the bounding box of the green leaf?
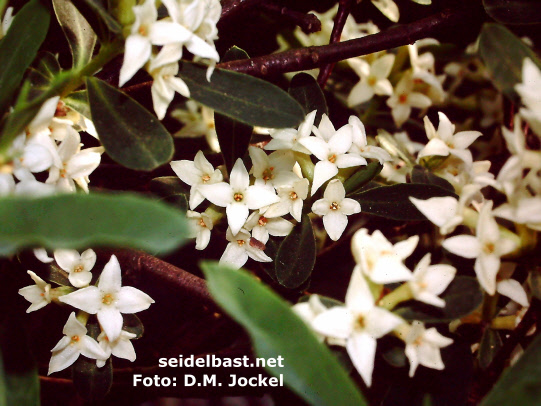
[63,90,91,119]
[149,176,190,197]
[0,0,50,116]
[72,323,112,401]
[53,0,97,68]
[0,193,187,256]
[177,61,305,128]
[478,328,502,369]
[122,314,144,339]
[395,276,483,323]
[69,0,121,43]
[0,316,39,406]
[411,165,455,193]
[288,72,328,125]
[480,333,541,406]
[275,214,316,289]
[201,262,368,406]
[344,161,383,194]
[479,23,541,104]
[350,183,456,221]
[214,47,254,174]
[86,77,174,171]
[483,0,541,24]
[528,267,541,300]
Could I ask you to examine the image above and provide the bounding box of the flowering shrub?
[0,0,540,405]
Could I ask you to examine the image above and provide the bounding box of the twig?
[217,5,484,77]
[259,3,321,34]
[219,0,264,26]
[318,0,354,88]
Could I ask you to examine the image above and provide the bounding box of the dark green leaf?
[344,161,383,194]
[382,346,407,368]
[177,61,305,128]
[63,90,91,119]
[0,316,39,406]
[275,214,316,289]
[350,183,456,221]
[214,46,253,173]
[411,165,455,193]
[480,333,541,406]
[0,193,187,256]
[122,314,144,339]
[201,262,368,406]
[260,237,280,282]
[395,276,483,323]
[69,0,121,43]
[86,77,174,171]
[288,72,328,125]
[479,23,541,104]
[483,0,541,24]
[478,328,502,369]
[0,0,50,115]
[149,176,190,197]
[53,0,97,68]
[528,268,541,300]
[47,264,71,286]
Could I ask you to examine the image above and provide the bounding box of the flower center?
[289,191,298,200]
[102,293,115,306]
[73,265,84,273]
[330,202,340,210]
[199,218,207,228]
[483,242,496,254]
[355,315,366,330]
[398,94,408,104]
[138,25,148,36]
[262,167,274,181]
[201,174,211,183]
[367,76,377,86]
[258,216,268,226]
[328,154,337,163]
[236,240,245,246]
[70,335,80,344]
[234,193,244,202]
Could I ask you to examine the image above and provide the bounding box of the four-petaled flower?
[54,248,96,288]
[18,271,52,313]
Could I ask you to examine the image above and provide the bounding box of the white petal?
[97,307,124,342]
[324,179,346,201]
[48,344,80,375]
[323,211,348,241]
[496,279,529,307]
[243,186,280,209]
[59,287,102,314]
[116,286,155,313]
[393,235,419,259]
[198,182,233,207]
[442,235,480,258]
[474,254,500,295]
[347,333,377,387]
[409,196,458,228]
[365,307,403,338]
[265,218,294,237]
[54,249,80,271]
[98,255,122,294]
[68,271,93,288]
[80,336,108,361]
[220,243,249,269]
[347,81,374,107]
[226,203,249,235]
[311,198,330,216]
[119,35,151,86]
[110,337,137,361]
[340,198,361,215]
[334,153,367,169]
[312,307,354,340]
[299,137,329,161]
[311,160,338,196]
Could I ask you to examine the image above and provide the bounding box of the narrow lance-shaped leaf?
[288,72,328,126]
[480,333,541,406]
[344,161,383,194]
[53,0,97,68]
[63,90,91,119]
[201,262,368,406]
[350,183,456,221]
[86,77,174,171]
[483,0,541,25]
[411,165,455,193]
[275,214,316,289]
[177,61,305,128]
[0,0,50,116]
[69,0,121,43]
[214,47,253,173]
[478,328,502,370]
[395,276,483,323]
[0,193,188,256]
[479,23,541,104]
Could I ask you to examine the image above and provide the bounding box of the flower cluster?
[172,110,391,268]
[18,250,154,375]
[0,96,102,196]
[294,227,454,385]
[119,0,221,119]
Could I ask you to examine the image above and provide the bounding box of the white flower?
[403,321,453,377]
[351,228,418,283]
[371,0,400,22]
[417,112,482,166]
[119,0,195,86]
[59,255,154,342]
[408,254,456,308]
[18,271,52,313]
[46,129,102,193]
[311,180,361,241]
[300,114,367,195]
[54,249,96,288]
[312,270,403,386]
[348,116,391,164]
[494,197,541,231]
[244,210,294,244]
[172,101,219,152]
[515,58,541,135]
[248,147,298,188]
[220,228,272,269]
[198,158,280,235]
[186,210,213,250]
[48,313,108,375]
[96,330,137,368]
[292,295,329,343]
[265,110,316,154]
[347,54,395,107]
[387,73,432,127]
[34,248,54,263]
[264,178,309,222]
[442,201,517,295]
[171,150,223,210]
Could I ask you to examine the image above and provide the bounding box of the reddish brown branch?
[259,3,321,34]
[318,0,354,88]
[217,5,483,77]
[219,0,264,26]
